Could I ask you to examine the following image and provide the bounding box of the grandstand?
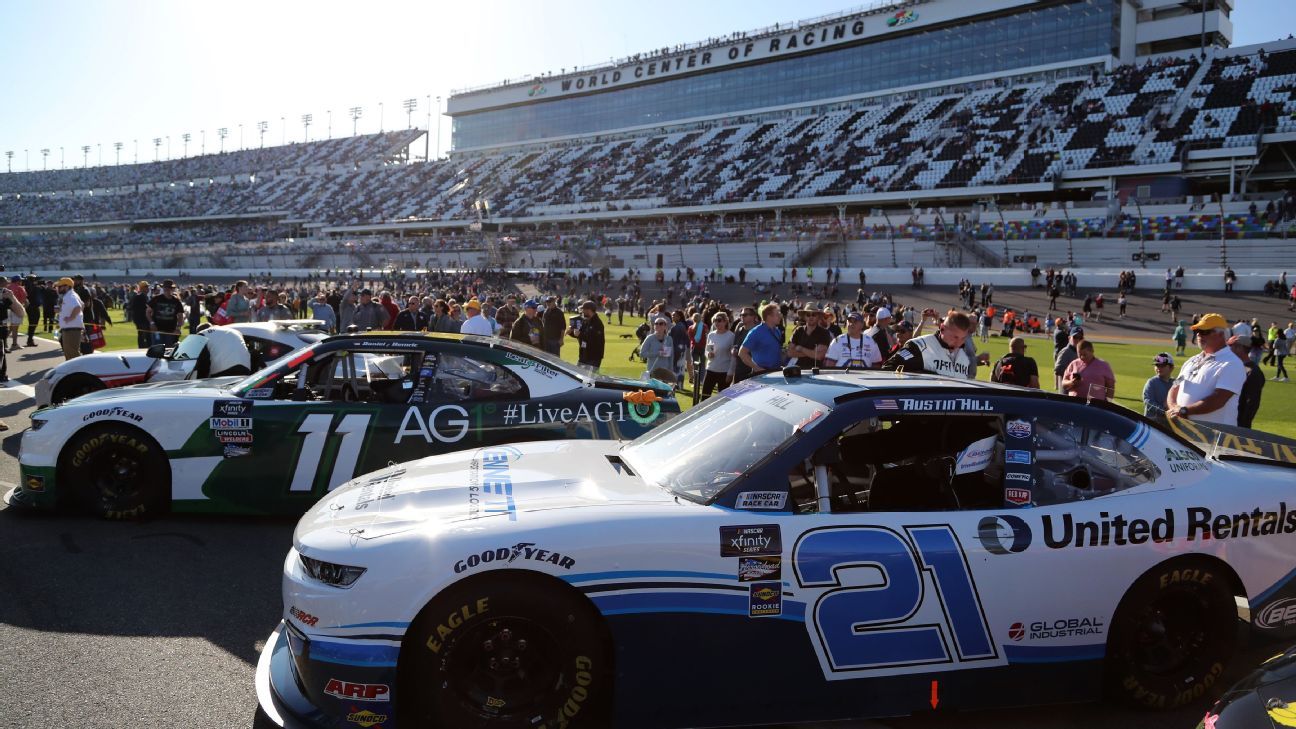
[3,0,1295,283]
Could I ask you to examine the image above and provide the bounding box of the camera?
[569,315,582,331]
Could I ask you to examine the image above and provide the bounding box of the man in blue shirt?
[738,303,785,376]
[1142,352,1175,421]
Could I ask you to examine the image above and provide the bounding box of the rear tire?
[1105,559,1236,709]
[58,424,169,519]
[402,572,612,728]
[52,374,105,405]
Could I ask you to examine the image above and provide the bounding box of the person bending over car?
[882,311,973,378]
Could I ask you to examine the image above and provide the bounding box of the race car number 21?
[793,525,998,677]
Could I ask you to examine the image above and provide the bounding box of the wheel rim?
[1130,590,1211,675]
[82,445,147,512]
[441,615,564,720]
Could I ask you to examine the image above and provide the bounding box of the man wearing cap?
[55,277,83,361]
[1227,334,1266,429]
[542,296,566,356]
[568,300,605,371]
[1143,353,1176,421]
[991,337,1040,388]
[1053,327,1085,392]
[640,317,676,377]
[867,307,896,356]
[825,311,881,369]
[461,299,495,336]
[147,280,183,346]
[129,281,153,347]
[1167,313,1246,427]
[731,306,760,382]
[788,307,831,369]
[350,289,388,332]
[510,300,543,348]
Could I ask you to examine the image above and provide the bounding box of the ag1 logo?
[978,514,1032,555]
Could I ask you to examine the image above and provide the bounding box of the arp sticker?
[735,491,788,511]
[738,556,782,582]
[720,525,781,557]
[749,581,782,617]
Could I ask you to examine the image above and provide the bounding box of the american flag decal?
[875,399,899,410]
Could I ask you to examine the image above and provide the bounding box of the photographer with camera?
[568,300,605,372]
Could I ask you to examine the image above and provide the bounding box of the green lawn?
[67,319,1295,439]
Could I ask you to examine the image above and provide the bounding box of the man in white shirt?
[1167,313,1247,426]
[55,276,83,361]
[826,312,882,368]
[459,299,495,336]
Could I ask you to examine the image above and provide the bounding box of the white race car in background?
[35,320,328,407]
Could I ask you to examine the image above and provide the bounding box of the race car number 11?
[794,525,997,675]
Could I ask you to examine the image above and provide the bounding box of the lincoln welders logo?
[978,514,1032,555]
[887,9,918,27]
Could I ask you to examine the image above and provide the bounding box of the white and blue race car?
[256,370,1296,728]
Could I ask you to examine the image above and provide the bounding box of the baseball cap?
[9,276,20,282]
[876,307,893,319]
[56,277,74,287]
[162,279,175,288]
[1153,353,1174,366]
[654,316,669,324]
[465,299,482,311]
[1069,327,1085,337]
[580,300,597,311]
[359,288,373,296]
[523,299,538,309]
[896,321,914,332]
[1226,334,1246,347]
[846,311,864,322]
[740,306,758,317]
[1192,313,1229,331]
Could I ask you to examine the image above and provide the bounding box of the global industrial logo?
[887,9,918,27]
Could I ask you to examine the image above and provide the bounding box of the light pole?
[425,94,432,161]
[61,146,65,168]
[349,107,363,137]
[152,138,161,162]
[301,113,312,143]
[24,149,28,170]
[132,140,137,164]
[4,151,11,173]
[201,130,206,155]
[403,98,417,129]
[82,145,91,168]
[97,143,102,166]
[218,128,228,153]
[239,123,245,150]
[435,95,442,159]
[182,133,191,157]
[40,148,49,170]
[257,121,268,148]
[280,116,285,145]
[327,110,332,139]
[114,142,123,166]
[166,135,171,160]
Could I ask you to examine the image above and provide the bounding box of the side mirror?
[145,344,166,359]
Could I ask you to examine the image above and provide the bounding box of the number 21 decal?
[794,525,999,677]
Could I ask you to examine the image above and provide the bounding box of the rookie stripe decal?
[592,590,807,622]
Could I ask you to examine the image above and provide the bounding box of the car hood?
[297,440,673,542]
[53,348,152,373]
[44,376,244,409]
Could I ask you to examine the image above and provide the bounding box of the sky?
[0,0,1292,171]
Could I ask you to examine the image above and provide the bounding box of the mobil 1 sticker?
[720,525,781,557]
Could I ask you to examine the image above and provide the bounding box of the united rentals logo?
[977,514,1032,555]
[887,9,918,27]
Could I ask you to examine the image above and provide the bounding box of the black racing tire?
[51,374,106,405]
[57,423,169,519]
[1105,558,1237,709]
[401,571,612,728]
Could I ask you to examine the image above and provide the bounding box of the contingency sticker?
[720,525,782,557]
[738,556,782,582]
[734,491,789,511]
[954,435,997,475]
[211,399,253,458]
[748,581,783,617]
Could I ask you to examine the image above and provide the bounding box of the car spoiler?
[1166,418,1296,467]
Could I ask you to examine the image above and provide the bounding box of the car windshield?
[621,382,827,504]
[229,342,319,394]
[168,334,208,362]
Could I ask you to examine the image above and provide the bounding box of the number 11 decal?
[793,525,997,676]
[289,413,372,493]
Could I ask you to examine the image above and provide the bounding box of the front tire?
[402,572,612,728]
[58,424,169,519]
[51,374,106,405]
[1105,559,1236,709]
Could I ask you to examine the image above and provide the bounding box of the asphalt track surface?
[0,297,1286,729]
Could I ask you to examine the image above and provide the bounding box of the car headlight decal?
[299,554,366,587]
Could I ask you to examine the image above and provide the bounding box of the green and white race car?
[10,332,677,518]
